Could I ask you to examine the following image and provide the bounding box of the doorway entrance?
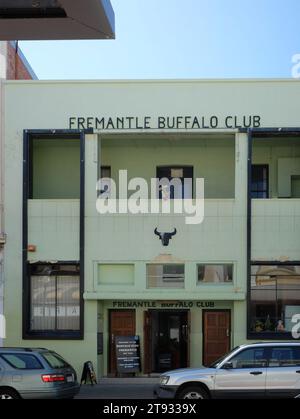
[144,310,189,374]
[109,310,136,375]
[203,310,231,367]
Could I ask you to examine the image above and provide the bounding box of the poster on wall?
[115,336,141,374]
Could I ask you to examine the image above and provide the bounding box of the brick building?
[1,41,36,80]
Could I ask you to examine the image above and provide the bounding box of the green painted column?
[233,133,248,345]
[85,133,99,293]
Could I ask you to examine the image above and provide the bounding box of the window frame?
[247,130,300,343]
[146,263,185,289]
[251,164,269,199]
[98,165,112,197]
[25,262,82,340]
[156,165,194,200]
[266,346,300,368]
[197,264,234,285]
[226,347,268,369]
[29,263,81,336]
[248,261,300,340]
[23,130,85,341]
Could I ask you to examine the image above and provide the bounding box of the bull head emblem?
[154,228,177,247]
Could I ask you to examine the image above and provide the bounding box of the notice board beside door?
[115,335,141,375]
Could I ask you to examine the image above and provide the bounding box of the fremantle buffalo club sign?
[69,115,262,131]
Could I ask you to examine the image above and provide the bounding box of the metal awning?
[0,0,115,40]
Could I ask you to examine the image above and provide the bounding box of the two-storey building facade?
[0,41,36,347]
[3,80,300,377]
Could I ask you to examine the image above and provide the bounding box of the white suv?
[155,343,300,399]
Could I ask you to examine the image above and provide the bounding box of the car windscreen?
[42,352,71,369]
[209,346,241,368]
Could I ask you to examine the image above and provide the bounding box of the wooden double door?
[109,309,231,374]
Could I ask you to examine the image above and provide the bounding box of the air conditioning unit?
[0,0,115,40]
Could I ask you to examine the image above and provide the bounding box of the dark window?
[157,166,193,199]
[251,165,269,199]
[1,354,43,370]
[198,264,233,283]
[228,348,267,369]
[98,166,112,196]
[100,166,111,179]
[147,264,185,288]
[250,264,300,335]
[29,263,81,335]
[268,347,300,367]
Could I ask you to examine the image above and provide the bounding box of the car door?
[214,347,268,398]
[266,346,300,399]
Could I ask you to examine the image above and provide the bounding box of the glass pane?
[57,276,80,331]
[198,265,233,283]
[157,167,193,199]
[257,191,267,198]
[42,352,70,369]
[31,276,56,331]
[147,264,185,289]
[269,348,300,367]
[101,167,111,178]
[229,348,267,369]
[251,166,268,198]
[1,354,43,370]
[250,265,300,333]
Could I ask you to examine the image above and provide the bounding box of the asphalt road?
[76,379,158,399]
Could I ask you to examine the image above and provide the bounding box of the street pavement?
[76,378,159,399]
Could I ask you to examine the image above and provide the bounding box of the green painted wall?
[252,199,300,260]
[98,264,135,285]
[28,200,80,261]
[101,137,235,199]
[32,138,80,199]
[253,137,300,198]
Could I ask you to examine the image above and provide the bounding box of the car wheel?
[178,386,209,400]
[0,389,20,400]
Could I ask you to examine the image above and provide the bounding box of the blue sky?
[19,0,300,79]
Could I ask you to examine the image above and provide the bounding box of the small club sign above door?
[111,301,215,309]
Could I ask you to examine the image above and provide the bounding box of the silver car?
[155,342,300,399]
[0,348,80,399]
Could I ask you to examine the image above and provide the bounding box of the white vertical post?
[0,41,7,79]
[0,41,7,347]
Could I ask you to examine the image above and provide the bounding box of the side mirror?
[222,362,233,370]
